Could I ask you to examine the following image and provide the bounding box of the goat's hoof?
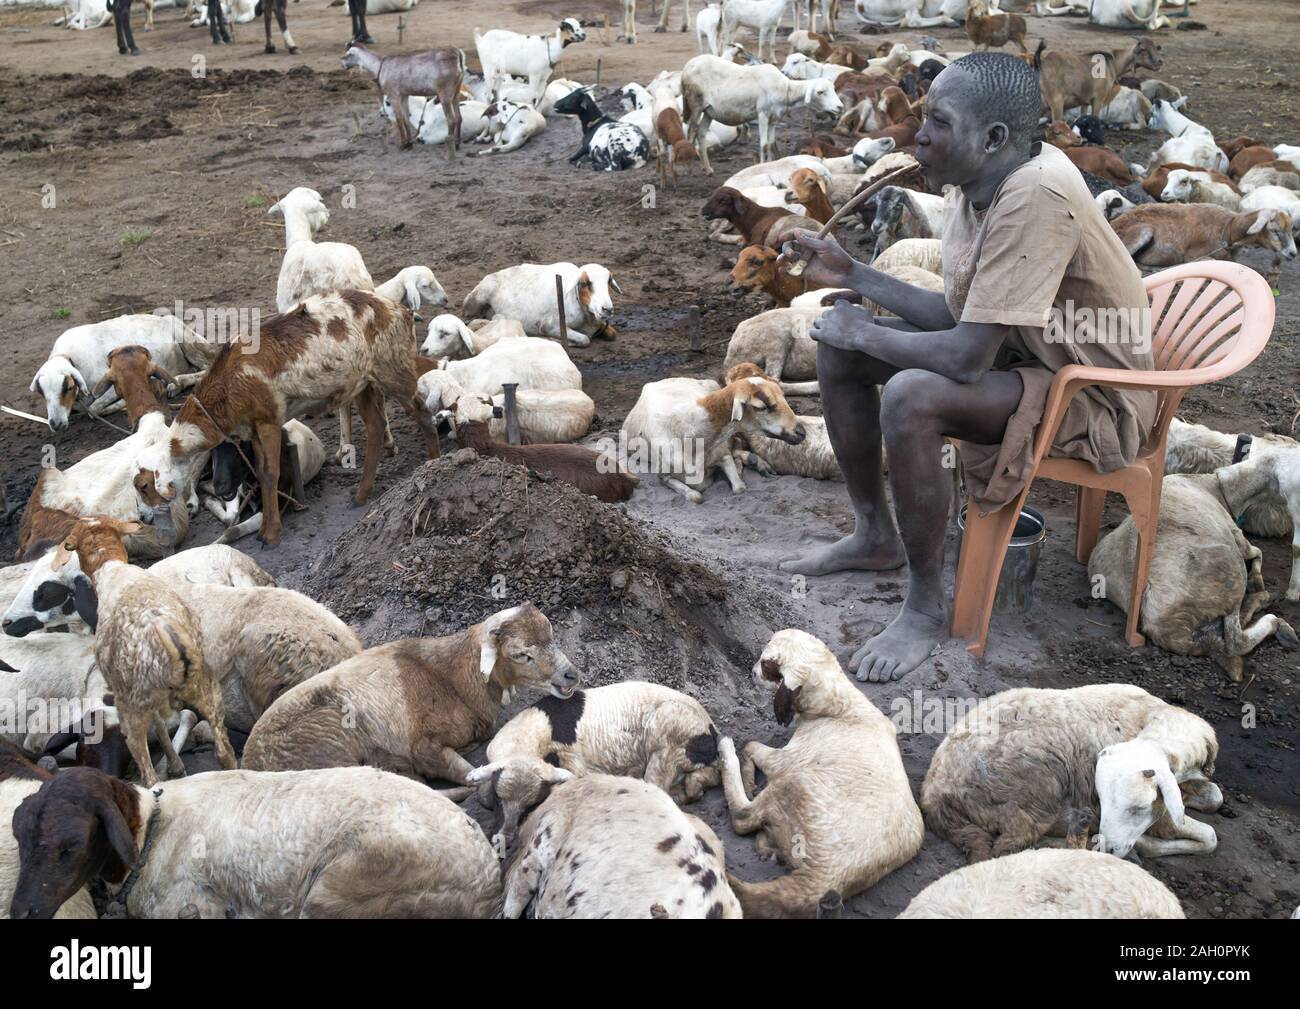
[265,43,276,53]
[288,46,300,54]
[130,47,141,56]
[653,26,666,33]
[259,537,281,551]
[118,45,128,54]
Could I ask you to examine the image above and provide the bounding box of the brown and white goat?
[730,245,807,308]
[90,346,173,429]
[784,167,835,225]
[702,186,816,249]
[655,106,698,187]
[133,290,441,547]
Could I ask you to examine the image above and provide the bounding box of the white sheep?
[723,306,822,385]
[1088,471,1299,680]
[1240,185,1300,234]
[416,100,491,147]
[898,849,1185,919]
[718,629,923,917]
[8,765,501,918]
[428,335,582,402]
[17,410,205,560]
[621,364,807,502]
[682,55,843,172]
[474,18,586,105]
[724,154,832,192]
[872,236,943,275]
[696,2,722,54]
[1096,85,1151,130]
[419,315,527,358]
[1160,169,1240,210]
[0,632,101,753]
[417,370,594,443]
[31,314,210,431]
[38,517,239,788]
[1147,100,1229,174]
[462,262,621,345]
[1096,188,1137,220]
[733,415,840,480]
[500,774,741,918]
[1274,144,1300,172]
[1238,164,1300,195]
[921,683,1223,861]
[780,52,852,82]
[475,99,547,155]
[467,681,720,847]
[720,0,788,63]
[1165,420,1300,593]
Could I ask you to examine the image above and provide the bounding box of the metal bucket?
[956,505,1046,615]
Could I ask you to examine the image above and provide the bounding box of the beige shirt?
[941,142,1156,514]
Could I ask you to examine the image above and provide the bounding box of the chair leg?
[1119,481,1161,649]
[952,496,1025,657]
[1074,486,1106,564]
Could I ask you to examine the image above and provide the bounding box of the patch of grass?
[120,229,151,247]
[243,194,267,209]
[50,307,71,320]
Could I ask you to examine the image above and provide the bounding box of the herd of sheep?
[2,0,1298,919]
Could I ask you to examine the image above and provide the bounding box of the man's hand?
[810,301,874,353]
[779,231,857,291]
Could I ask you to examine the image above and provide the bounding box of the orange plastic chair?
[950,261,1276,656]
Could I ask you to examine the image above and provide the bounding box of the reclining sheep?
[462,262,622,345]
[719,629,923,917]
[420,315,527,359]
[9,764,500,918]
[898,849,1184,919]
[1165,418,1300,599]
[1087,471,1299,680]
[468,681,721,847]
[500,774,741,918]
[921,683,1223,862]
[241,604,580,790]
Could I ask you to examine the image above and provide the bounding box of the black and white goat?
[553,88,650,171]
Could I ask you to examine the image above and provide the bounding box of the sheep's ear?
[549,767,574,783]
[608,275,623,295]
[731,389,750,422]
[72,575,98,632]
[70,367,89,397]
[96,788,139,871]
[1172,95,1188,109]
[1155,764,1185,827]
[402,278,423,311]
[50,541,76,571]
[479,629,500,680]
[465,762,504,784]
[1247,209,1277,235]
[266,199,283,217]
[30,373,41,395]
[458,322,476,355]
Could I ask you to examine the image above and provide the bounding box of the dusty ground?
[1,0,1297,918]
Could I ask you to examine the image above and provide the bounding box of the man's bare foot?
[849,607,945,682]
[779,530,905,576]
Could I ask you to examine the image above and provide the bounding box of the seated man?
[780,52,1154,682]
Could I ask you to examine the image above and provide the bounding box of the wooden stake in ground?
[501,383,522,445]
[555,274,568,344]
[688,304,702,353]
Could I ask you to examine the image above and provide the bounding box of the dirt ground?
[1,0,1297,918]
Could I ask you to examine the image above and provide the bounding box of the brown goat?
[1034,37,1162,124]
[90,346,173,429]
[834,70,893,109]
[1219,136,1267,162]
[1228,145,1281,181]
[785,168,836,225]
[452,417,637,503]
[1062,146,1135,186]
[1043,120,1082,149]
[342,43,466,155]
[655,106,698,187]
[826,45,869,71]
[800,135,850,158]
[702,187,816,249]
[730,245,806,308]
[966,0,1028,53]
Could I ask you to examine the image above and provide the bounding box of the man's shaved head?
[944,53,1042,153]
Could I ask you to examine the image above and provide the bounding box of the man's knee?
[816,340,884,389]
[880,369,946,430]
